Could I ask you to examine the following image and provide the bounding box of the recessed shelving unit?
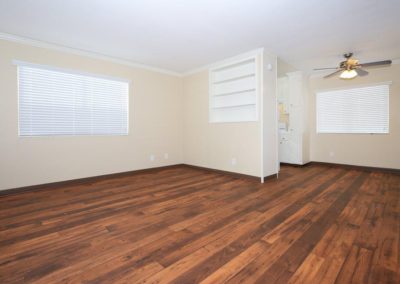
[209,56,258,123]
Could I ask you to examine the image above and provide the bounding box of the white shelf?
[211,103,256,110]
[213,73,255,84]
[209,55,258,123]
[213,88,256,97]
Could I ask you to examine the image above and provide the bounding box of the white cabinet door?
[279,132,289,163]
[278,71,304,165]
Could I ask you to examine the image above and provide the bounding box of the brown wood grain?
[0,164,399,283]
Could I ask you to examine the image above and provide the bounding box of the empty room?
[0,0,399,283]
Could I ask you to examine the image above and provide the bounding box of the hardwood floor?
[0,164,399,283]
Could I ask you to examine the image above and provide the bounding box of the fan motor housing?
[340,61,347,69]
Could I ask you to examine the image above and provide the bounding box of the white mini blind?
[317,84,389,134]
[17,63,129,136]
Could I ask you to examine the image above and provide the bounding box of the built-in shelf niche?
[209,56,258,123]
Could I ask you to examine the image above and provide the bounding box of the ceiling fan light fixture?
[316,53,392,79]
[339,69,358,79]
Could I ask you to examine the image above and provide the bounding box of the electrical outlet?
[164,153,169,159]
[149,154,155,162]
[329,151,334,157]
[231,158,237,166]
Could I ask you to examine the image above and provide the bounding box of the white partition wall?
[261,51,279,180]
[183,50,263,179]
[204,49,279,182]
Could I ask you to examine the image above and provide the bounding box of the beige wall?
[309,64,400,169]
[0,40,184,190]
[2,37,396,190]
[277,58,297,78]
[182,71,261,177]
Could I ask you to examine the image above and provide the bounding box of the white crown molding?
[182,48,264,77]
[0,32,182,77]
[4,32,394,79]
[0,32,266,78]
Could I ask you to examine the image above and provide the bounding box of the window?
[317,84,389,134]
[17,61,129,136]
[209,56,258,123]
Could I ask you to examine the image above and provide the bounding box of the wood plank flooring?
[0,164,399,283]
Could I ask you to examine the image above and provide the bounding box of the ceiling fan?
[314,53,392,79]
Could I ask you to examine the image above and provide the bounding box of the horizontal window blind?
[18,63,129,136]
[317,84,389,134]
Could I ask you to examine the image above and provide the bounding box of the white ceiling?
[0,0,399,74]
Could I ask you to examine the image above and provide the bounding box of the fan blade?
[359,60,392,68]
[324,69,343,78]
[314,67,338,70]
[356,68,369,76]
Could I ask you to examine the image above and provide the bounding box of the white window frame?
[316,82,390,134]
[15,60,130,137]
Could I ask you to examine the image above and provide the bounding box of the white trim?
[13,60,131,83]
[274,58,280,178]
[2,32,398,78]
[0,32,182,77]
[260,52,264,183]
[316,84,390,135]
[184,48,264,76]
[17,64,130,137]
